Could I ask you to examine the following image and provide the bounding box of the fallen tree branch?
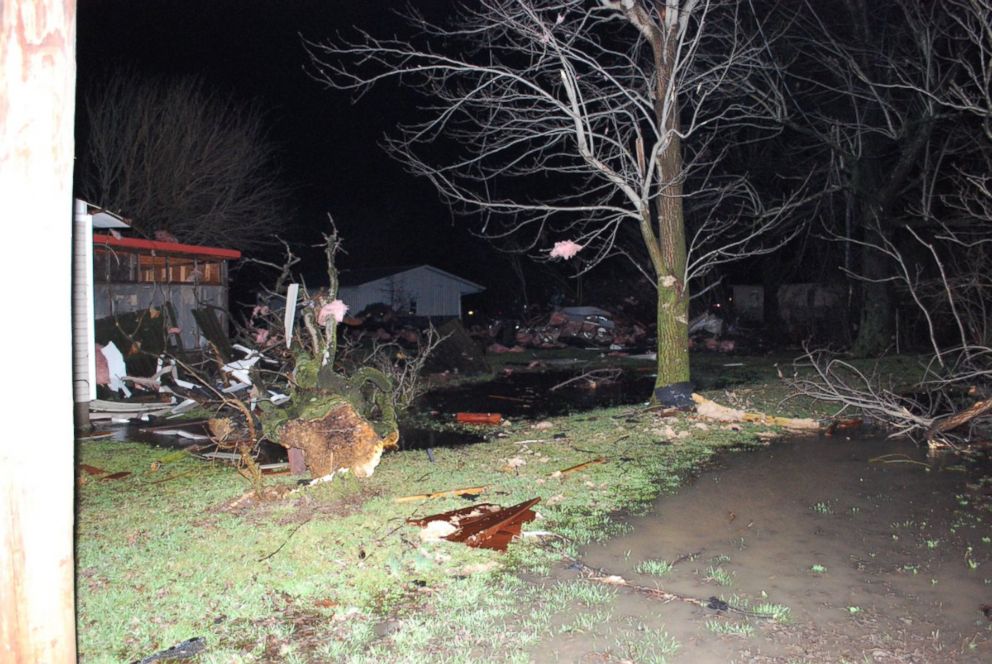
[928,397,992,438]
[550,368,623,392]
[565,557,778,619]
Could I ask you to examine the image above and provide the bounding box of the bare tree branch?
[77,71,289,250]
[307,0,809,395]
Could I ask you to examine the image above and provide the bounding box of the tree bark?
[851,252,894,357]
[652,14,691,397]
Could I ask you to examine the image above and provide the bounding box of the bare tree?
[771,0,937,354]
[771,0,992,356]
[786,0,992,446]
[308,0,815,405]
[77,72,288,250]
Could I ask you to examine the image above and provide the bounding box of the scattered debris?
[455,412,503,425]
[868,453,930,469]
[408,498,540,551]
[198,451,243,461]
[89,398,173,421]
[77,464,131,482]
[691,393,821,430]
[688,311,723,337]
[551,457,607,478]
[419,520,458,543]
[130,637,206,664]
[487,394,531,403]
[474,303,648,350]
[498,456,527,472]
[394,485,490,503]
[550,368,622,392]
[139,421,211,441]
[825,418,864,436]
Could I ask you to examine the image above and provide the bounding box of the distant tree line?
[76,72,288,251]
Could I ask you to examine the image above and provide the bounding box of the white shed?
[338,265,484,318]
[72,198,241,414]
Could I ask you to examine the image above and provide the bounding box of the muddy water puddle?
[420,369,657,420]
[534,437,992,663]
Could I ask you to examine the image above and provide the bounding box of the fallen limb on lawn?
[568,557,780,619]
[692,393,821,431]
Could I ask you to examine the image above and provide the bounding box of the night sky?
[75,0,511,300]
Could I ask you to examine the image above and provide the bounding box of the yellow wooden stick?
[394,485,490,503]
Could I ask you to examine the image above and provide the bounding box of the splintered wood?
[691,393,821,431]
[408,498,540,551]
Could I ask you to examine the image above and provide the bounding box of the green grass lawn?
[75,352,922,662]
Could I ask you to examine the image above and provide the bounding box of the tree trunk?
[651,20,692,406]
[655,272,690,388]
[851,268,893,357]
[851,226,894,357]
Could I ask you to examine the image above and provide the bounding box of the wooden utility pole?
[0,2,78,662]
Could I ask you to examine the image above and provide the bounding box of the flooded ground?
[419,368,657,420]
[533,437,992,663]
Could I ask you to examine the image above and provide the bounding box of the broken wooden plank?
[455,412,503,425]
[551,457,606,478]
[394,485,490,503]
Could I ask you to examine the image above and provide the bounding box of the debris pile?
[85,222,420,487]
[474,304,649,352]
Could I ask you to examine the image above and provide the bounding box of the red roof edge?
[93,234,241,260]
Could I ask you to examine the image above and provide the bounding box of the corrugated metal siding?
[93,283,229,349]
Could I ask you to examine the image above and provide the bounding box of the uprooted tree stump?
[259,360,399,479]
[273,398,397,477]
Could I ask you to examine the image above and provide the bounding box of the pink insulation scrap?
[317,299,349,325]
[549,240,583,260]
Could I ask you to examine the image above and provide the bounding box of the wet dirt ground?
[532,437,992,663]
